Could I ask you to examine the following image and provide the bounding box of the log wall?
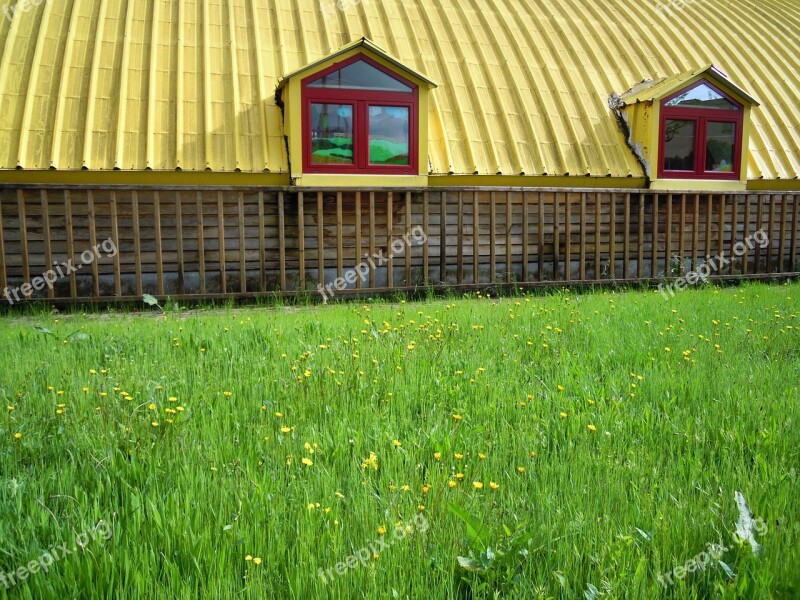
[0,188,797,304]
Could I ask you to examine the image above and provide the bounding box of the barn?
[0,0,798,304]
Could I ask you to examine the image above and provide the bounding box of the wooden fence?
[0,187,797,304]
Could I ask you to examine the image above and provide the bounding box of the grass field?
[1,282,798,599]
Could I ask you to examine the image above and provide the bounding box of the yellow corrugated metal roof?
[0,0,799,180]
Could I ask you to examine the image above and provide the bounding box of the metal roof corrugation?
[0,0,798,180]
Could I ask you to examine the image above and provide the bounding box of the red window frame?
[302,54,419,175]
[658,80,743,180]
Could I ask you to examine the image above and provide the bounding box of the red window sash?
[301,55,419,175]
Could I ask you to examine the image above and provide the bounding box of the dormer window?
[302,55,418,175]
[658,81,743,180]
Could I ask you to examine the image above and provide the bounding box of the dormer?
[277,38,436,188]
[614,66,759,191]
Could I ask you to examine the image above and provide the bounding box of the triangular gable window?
[664,82,740,110]
[307,60,413,93]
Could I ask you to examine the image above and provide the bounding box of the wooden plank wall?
[0,188,797,304]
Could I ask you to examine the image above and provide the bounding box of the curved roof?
[0,0,798,180]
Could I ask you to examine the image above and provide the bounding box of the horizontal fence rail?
[0,188,798,304]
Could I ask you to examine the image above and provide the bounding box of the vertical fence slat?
[422,191,429,285]
[579,192,586,281]
[277,191,286,291]
[637,196,644,279]
[175,191,185,295]
[538,192,544,282]
[355,192,362,290]
[623,193,630,279]
[17,191,30,297]
[678,194,686,276]
[297,192,305,290]
[522,191,529,282]
[564,192,571,282]
[704,195,713,268]
[742,194,751,275]
[439,192,446,284]
[472,191,479,284]
[196,191,206,294]
[717,194,726,267]
[609,193,616,279]
[767,194,776,272]
[729,194,738,275]
[651,193,658,278]
[387,192,394,288]
[554,193,561,280]
[791,193,799,271]
[665,194,672,280]
[755,194,764,272]
[237,191,246,294]
[131,191,142,297]
[40,190,53,298]
[778,194,787,273]
[405,191,411,285]
[337,192,344,281]
[217,191,226,294]
[87,190,100,297]
[258,191,266,293]
[154,190,164,296]
[594,192,601,279]
[369,192,376,288]
[691,194,700,271]
[457,192,464,285]
[489,192,496,283]
[505,191,512,284]
[316,192,324,288]
[111,192,121,296]
[0,196,5,292]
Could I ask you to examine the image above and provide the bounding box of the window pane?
[310,104,353,165]
[664,83,738,110]
[308,60,413,92]
[369,106,410,165]
[663,119,696,171]
[706,122,736,172]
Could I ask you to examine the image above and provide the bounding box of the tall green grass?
[1,282,798,599]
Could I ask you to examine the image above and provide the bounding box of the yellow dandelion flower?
[418,504,425,512]
[454,453,464,460]
[530,451,537,458]
[280,427,292,434]
[169,397,177,402]
[392,440,402,447]
[335,492,345,499]
[587,424,597,432]
[6,406,14,411]
[400,485,411,492]
[275,412,283,418]
[478,453,486,460]
[82,387,89,393]
[14,432,22,440]
[378,526,387,536]
[456,473,464,480]
[89,369,97,375]
[448,480,457,488]
[223,391,233,397]
[452,414,463,421]
[489,482,500,491]
[473,481,484,490]
[557,385,565,392]
[151,421,159,427]
[518,467,526,474]
[148,403,156,411]
[433,452,441,460]
[253,558,262,565]
[560,412,568,418]
[301,457,313,467]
